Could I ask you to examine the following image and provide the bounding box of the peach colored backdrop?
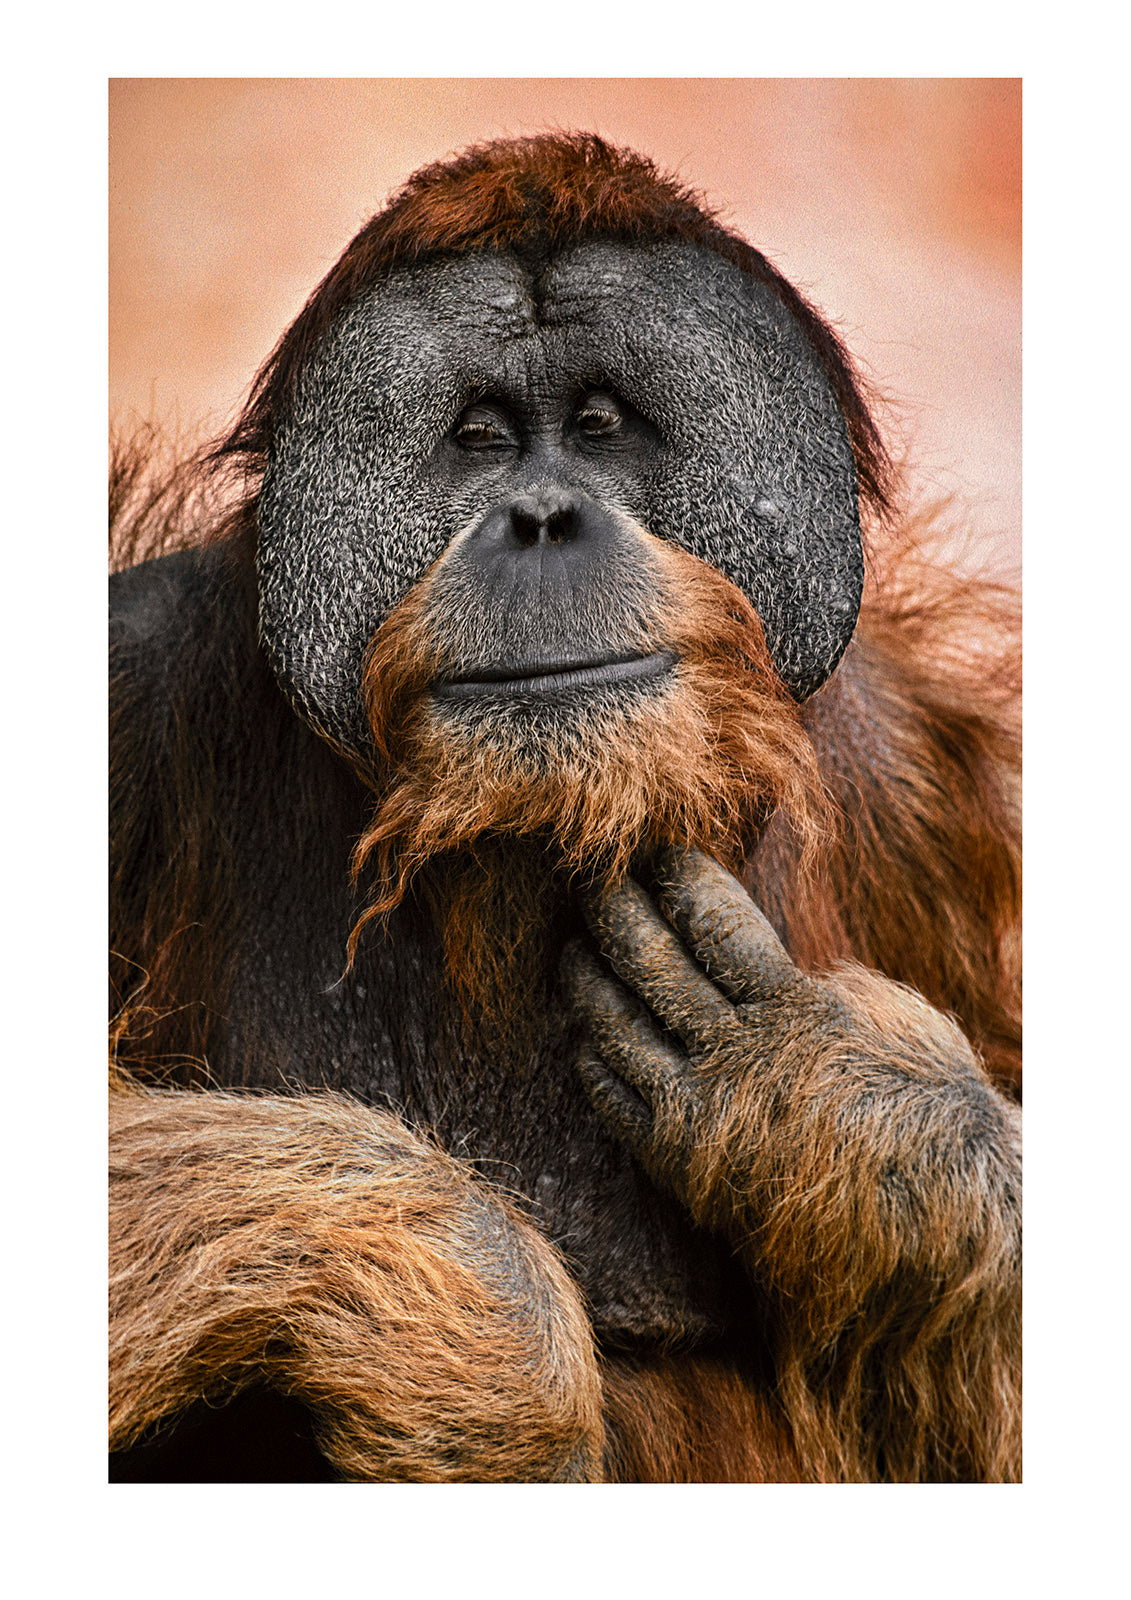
[109,79,1020,571]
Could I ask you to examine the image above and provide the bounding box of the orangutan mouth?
[433,650,678,701]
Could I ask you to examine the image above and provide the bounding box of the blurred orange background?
[109,78,1020,571]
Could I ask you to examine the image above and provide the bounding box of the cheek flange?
[256,239,866,761]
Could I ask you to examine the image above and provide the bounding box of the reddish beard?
[347,542,834,1039]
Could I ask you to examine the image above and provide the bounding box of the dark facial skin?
[426,386,678,701]
[257,239,863,758]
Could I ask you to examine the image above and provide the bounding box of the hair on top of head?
[216,133,893,525]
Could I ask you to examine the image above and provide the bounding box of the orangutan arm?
[562,847,1021,1481]
[110,1082,603,1481]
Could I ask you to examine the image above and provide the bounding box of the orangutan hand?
[560,845,845,1221]
[561,846,1021,1488]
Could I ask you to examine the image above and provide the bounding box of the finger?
[650,845,800,1005]
[577,876,737,1054]
[575,1046,654,1152]
[560,940,692,1100]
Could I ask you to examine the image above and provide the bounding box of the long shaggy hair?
[346,539,836,1032]
[110,1080,605,1481]
[110,133,1022,1480]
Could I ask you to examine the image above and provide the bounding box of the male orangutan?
[109,133,1021,1483]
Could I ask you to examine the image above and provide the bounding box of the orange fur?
[110,514,1021,1481]
[600,1355,802,1482]
[676,962,1021,1482]
[110,1082,604,1481]
[348,538,833,1033]
[751,521,1022,1095]
[109,133,1020,1483]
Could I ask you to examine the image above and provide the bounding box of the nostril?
[545,507,577,544]
[470,493,615,568]
[510,507,542,548]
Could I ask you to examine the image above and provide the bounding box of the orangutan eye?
[575,393,624,437]
[453,404,516,450]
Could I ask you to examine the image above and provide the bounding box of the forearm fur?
[110,1083,604,1482]
[689,966,1021,1480]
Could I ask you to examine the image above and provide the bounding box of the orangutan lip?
[433,650,677,700]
